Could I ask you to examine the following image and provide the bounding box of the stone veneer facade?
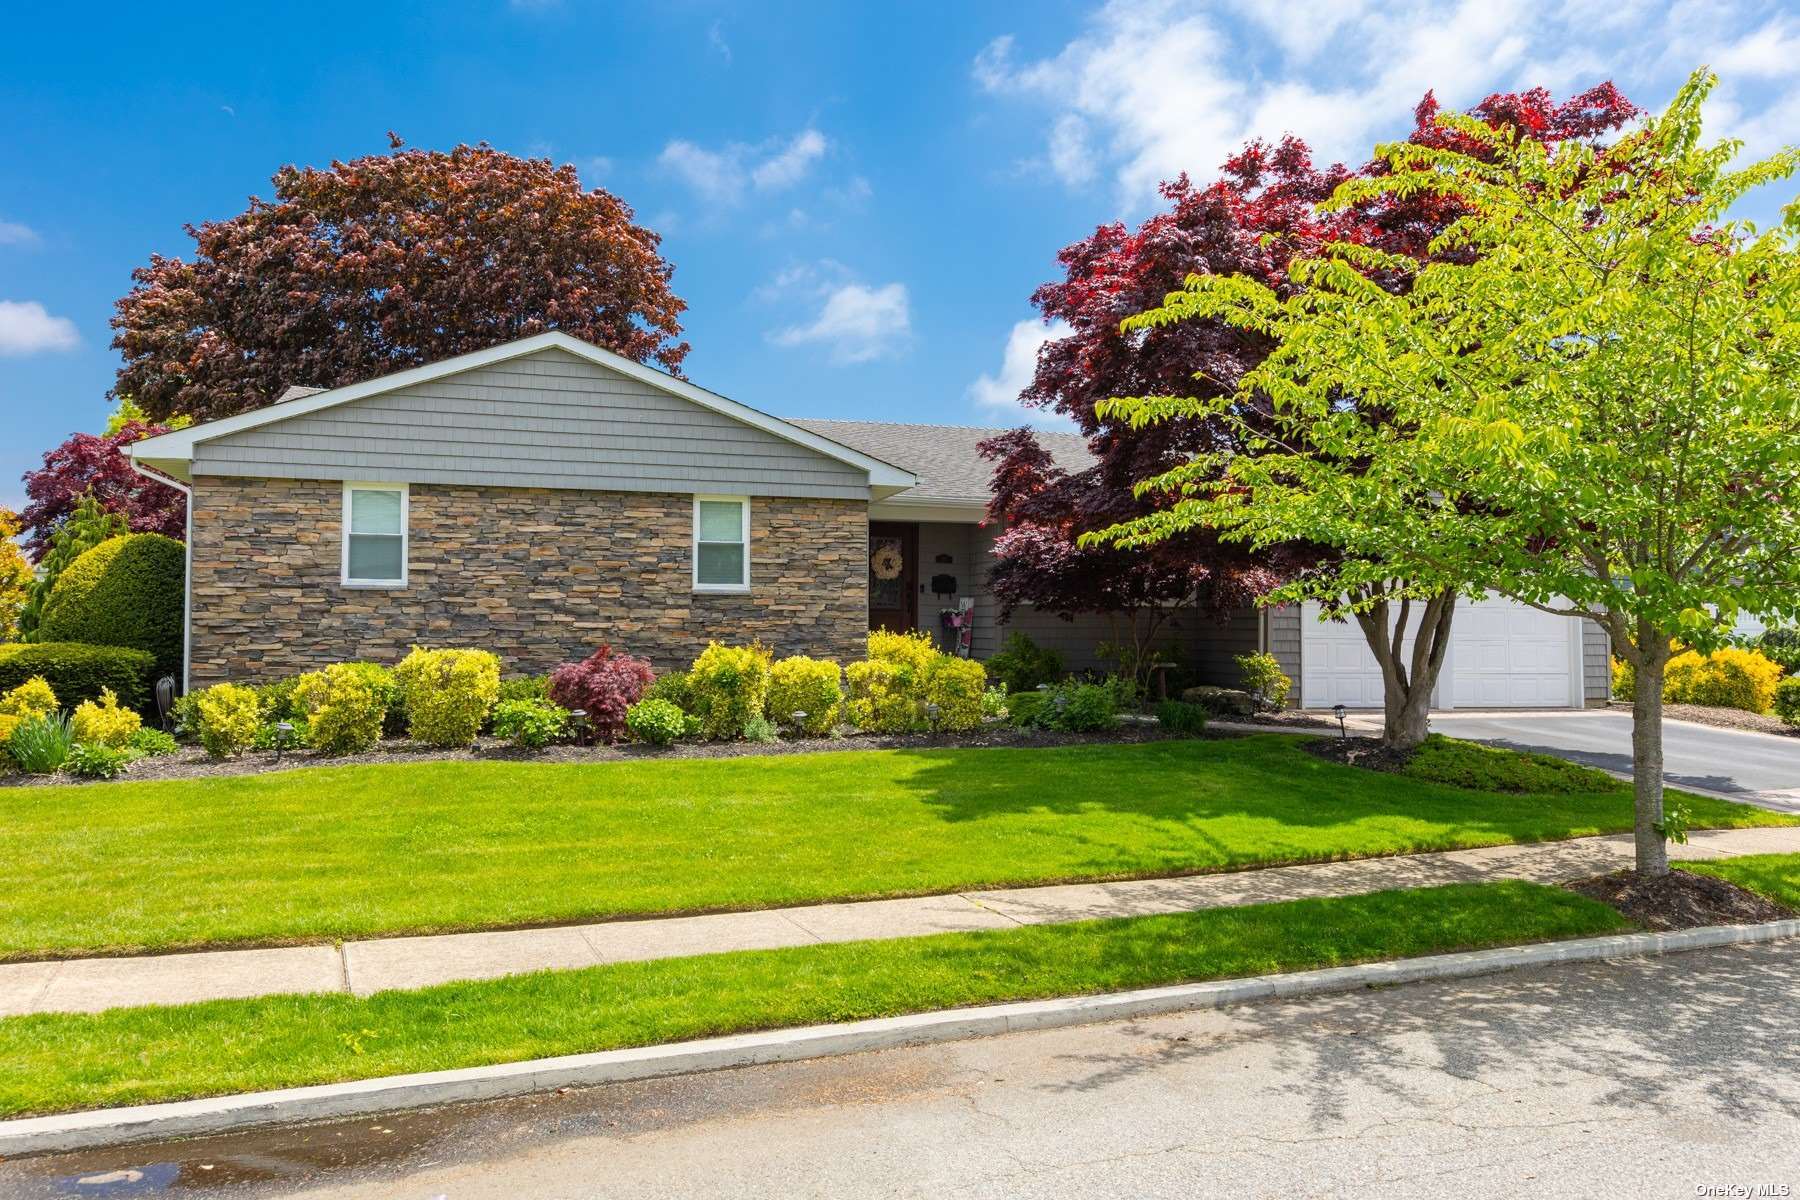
[188,475,869,684]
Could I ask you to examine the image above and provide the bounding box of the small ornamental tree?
[1098,71,1800,877]
[548,644,656,742]
[15,495,126,642]
[0,509,31,641]
[18,421,186,559]
[114,137,689,423]
[992,85,1635,709]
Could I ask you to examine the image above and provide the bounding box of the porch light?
[1332,704,1347,741]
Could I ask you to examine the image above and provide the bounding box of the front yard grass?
[1,735,1788,960]
[1684,853,1800,909]
[0,880,1628,1117]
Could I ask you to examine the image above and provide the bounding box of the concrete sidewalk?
[5,826,1798,1019]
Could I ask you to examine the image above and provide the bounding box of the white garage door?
[1299,594,1579,710]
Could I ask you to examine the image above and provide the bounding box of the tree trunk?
[1355,587,1457,751]
[1630,651,1670,878]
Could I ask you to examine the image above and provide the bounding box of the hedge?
[0,642,157,712]
[37,533,185,682]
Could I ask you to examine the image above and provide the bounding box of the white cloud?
[659,127,830,207]
[772,280,911,365]
[708,19,732,63]
[0,300,79,355]
[580,156,614,186]
[0,219,39,246]
[751,129,828,191]
[968,318,1076,427]
[975,0,1800,209]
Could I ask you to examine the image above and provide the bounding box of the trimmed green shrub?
[1005,691,1045,728]
[625,698,687,745]
[0,675,59,745]
[0,642,154,712]
[1156,700,1209,735]
[67,741,133,780]
[1754,627,1800,675]
[1664,647,1783,712]
[1773,676,1800,726]
[1234,652,1292,709]
[396,647,501,747]
[16,494,125,642]
[845,658,917,732]
[127,727,179,757]
[293,663,390,754]
[70,687,142,748]
[641,670,695,714]
[983,632,1063,696]
[497,675,551,705]
[37,533,185,682]
[1013,681,1119,733]
[688,642,773,739]
[490,698,570,750]
[9,712,74,774]
[743,713,779,743]
[923,655,986,733]
[766,656,843,735]
[194,683,261,758]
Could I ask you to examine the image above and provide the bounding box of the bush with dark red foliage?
[19,422,186,559]
[547,645,656,742]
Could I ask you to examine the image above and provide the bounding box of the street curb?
[5,917,1797,1158]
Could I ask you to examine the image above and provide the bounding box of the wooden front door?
[867,522,918,633]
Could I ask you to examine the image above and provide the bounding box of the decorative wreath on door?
[871,543,904,581]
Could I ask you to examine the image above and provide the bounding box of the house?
[129,331,1609,707]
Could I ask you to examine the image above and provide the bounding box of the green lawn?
[1684,853,1800,910]
[0,881,1628,1117]
[2,736,1787,960]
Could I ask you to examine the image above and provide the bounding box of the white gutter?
[129,462,192,694]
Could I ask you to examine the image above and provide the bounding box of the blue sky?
[4,0,1799,515]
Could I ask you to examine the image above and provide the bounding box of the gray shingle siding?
[1583,618,1612,706]
[194,347,870,500]
[1267,604,1303,700]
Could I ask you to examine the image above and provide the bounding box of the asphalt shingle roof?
[788,419,1095,505]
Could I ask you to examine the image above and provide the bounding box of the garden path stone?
[6,825,1800,1017]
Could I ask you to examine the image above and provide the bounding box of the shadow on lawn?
[1465,736,1753,799]
[1042,940,1800,1132]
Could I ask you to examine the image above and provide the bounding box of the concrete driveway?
[1393,709,1800,810]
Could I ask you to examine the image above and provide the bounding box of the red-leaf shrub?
[548,645,656,742]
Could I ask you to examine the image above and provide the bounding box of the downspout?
[129,462,193,695]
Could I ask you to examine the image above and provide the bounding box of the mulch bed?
[0,722,1230,788]
[1210,710,1337,731]
[1648,702,1800,739]
[1567,869,1797,931]
[1299,734,1415,773]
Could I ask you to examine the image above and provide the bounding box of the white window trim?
[692,495,751,594]
[341,482,410,588]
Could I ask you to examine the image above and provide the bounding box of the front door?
[867,522,918,633]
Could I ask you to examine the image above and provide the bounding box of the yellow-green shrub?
[0,675,58,744]
[69,687,141,748]
[867,628,937,674]
[1664,647,1783,713]
[194,682,261,758]
[923,655,986,732]
[687,642,773,739]
[293,663,389,754]
[845,658,918,732]
[396,647,501,747]
[766,655,843,735]
[1610,656,1633,700]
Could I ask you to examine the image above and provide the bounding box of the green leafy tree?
[1096,70,1800,876]
[15,495,126,642]
[0,509,31,641]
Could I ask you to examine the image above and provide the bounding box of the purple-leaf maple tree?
[113,136,689,423]
[983,84,1636,702]
[18,421,186,559]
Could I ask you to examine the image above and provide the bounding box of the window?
[342,483,408,587]
[693,497,749,592]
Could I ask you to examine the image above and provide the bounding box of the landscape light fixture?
[1333,704,1348,741]
[274,721,295,762]
[568,708,588,745]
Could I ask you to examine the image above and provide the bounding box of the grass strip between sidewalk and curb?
[1684,853,1800,908]
[3,737,1789,960]
[0,880,1630,1118]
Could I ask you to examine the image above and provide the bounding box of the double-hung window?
[342,483,408,587]
[693,497,749,592]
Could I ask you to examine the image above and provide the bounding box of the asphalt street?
[8,940,1799,1200]
[1411,710,1800,808]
